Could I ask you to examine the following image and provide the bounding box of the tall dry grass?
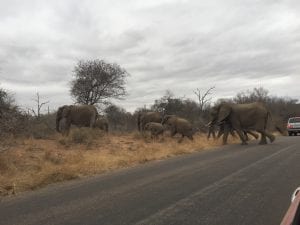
[0,129,238,196]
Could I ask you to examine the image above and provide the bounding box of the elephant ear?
[218,104,231,123]
[56,105,69,132]
[162,115,172,124]
[62,105,72,118]
[56,106,63,119]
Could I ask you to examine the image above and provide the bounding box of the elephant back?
[176,118,192,130]
[144,112,162,122]
[69,105,98,127]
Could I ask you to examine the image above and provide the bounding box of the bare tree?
[30,92,49,118]
[70,59,129,105]
[234,87,270,104]
[0,87,29,138]
[193,87,215,113]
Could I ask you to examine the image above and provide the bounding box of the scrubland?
[0,129,237,196]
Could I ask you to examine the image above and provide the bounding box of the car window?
[289,118,300,123]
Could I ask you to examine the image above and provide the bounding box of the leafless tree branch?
[193,86,215,113]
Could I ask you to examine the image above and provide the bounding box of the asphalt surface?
[0,136,300,225]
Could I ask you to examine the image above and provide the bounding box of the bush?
[57,128,105,148]
[28,117,56,139]
[71,128,92,144]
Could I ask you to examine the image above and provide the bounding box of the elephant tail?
[267,111,284,134]
[275,126,284,134]
[94,106,99,127]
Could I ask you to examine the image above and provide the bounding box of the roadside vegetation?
[0,59,299,196]
[0,130,235,196]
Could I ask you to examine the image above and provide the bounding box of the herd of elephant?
[56,102,283,145]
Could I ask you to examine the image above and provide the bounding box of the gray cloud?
[0,0,299,112]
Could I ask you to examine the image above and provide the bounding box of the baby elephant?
[144,122,164,139]
[94,117,109,132]
[162,115,194,143]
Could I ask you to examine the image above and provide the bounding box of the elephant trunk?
[56,106,64,133]
[206,121,213,127]
[137,112,141,131]
[161,115,172,125]
[56,116,61,132]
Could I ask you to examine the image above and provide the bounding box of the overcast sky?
[0,0,299,112]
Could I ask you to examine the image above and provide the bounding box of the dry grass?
[0,129,238,196]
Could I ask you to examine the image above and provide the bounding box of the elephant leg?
[207,131,210,139]
[247,131,259,139]
[63,124,71,136]
[90,116,96,128]
[212,130,216,139]
[62,119,71,136]
[208,130,216,140]
[217,125,225,139]
[170,128,177,137]
[160,132,164,141]
[178,134,184,143]
[150,133,154,139]
[257,129,274,144]
[62,129,67,136]
[258,133,267,145]
[235,129,248,145]
[217,129,223,139]
[264,131,275,143]
[222,130,229,145]
[207,129,212,139]
[221,124,231,145]
[140,122,145,132]
[141,123,147,136]
[244,131,249,141]
[230,129,236,137]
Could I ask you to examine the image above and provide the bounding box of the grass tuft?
[0,131,238,196]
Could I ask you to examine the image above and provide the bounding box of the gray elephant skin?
[210,102,279,145]
[137,112,162,131]
[162,115,194,142]
[95,117,109,132]
[144,122,164,139]
[56,105,98,135]
[207,121,259,145]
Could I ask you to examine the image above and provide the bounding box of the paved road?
[1,137,300,225]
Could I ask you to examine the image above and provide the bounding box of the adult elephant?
[137,111,162,131]
[162,115,194,142]
[207,121,259,145]
[56,105,98,135]
[95,117,109,132]
[210,102,277,145]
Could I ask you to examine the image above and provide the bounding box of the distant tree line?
[1,58,299,140]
